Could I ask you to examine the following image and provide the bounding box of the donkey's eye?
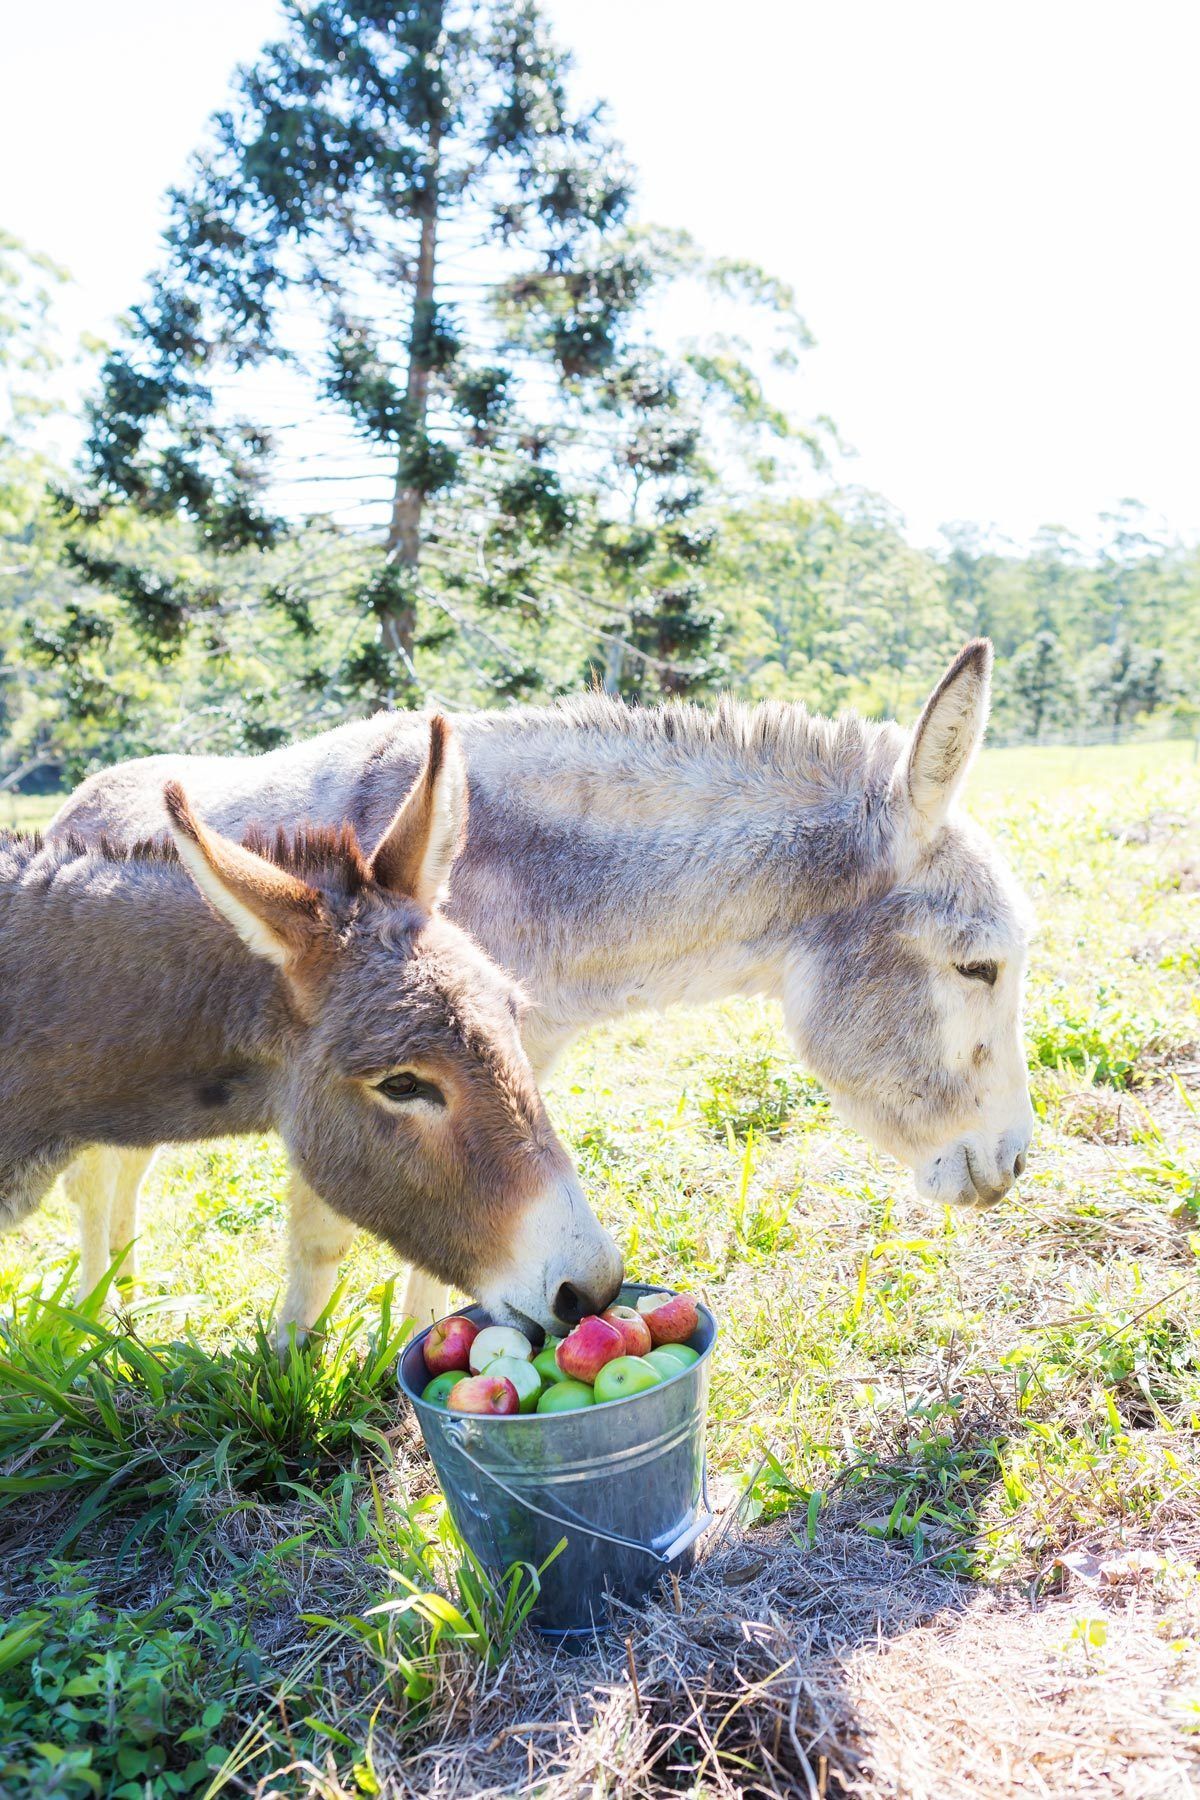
[955,960,999,987]
[375,1071,445,1106]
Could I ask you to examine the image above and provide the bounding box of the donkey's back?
[53,712,411,845]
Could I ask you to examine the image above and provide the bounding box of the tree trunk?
[383,131,441,674]
[602,636,625,693]
[602,480,638,692]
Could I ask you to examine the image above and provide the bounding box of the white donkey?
[51,639,1033,1331]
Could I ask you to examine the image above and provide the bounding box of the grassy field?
[1,741,1198,1799]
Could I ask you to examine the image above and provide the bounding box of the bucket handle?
[443,1421,714,1566]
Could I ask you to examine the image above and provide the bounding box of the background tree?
[1086,636,1171,742]
[453,231,811,702]
[5,100,1198,784]
[0,234,141,785]
[68,0,639,714]
[1024,525,1091,639]
[0,235,388,780]
[708,497,849,708]
[821,492,952,713]
[1002,629,1077,743]
[64,0,817,728]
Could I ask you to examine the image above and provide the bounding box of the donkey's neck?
[439,699,905,1062]
[0,834,283,1223]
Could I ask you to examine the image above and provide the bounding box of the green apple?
[533,1343,569,1385]
[593,1355,662,1405]
[421,1371,461,1407]
[485,1354,542,1413]
[652,1343,700,1368]
[644,1347,696,1380]
[536,1379,595,1414]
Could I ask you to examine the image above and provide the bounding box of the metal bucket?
[398,1283,716,1640]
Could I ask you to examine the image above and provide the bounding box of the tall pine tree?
[67,0,659,713]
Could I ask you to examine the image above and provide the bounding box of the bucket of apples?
[398,1283,715,1639]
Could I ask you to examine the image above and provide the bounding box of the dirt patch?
[844,1576,1200,1799]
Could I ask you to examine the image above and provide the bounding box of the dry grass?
[236,1512,1200,1800]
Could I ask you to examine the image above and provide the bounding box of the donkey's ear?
[368,715,467,909]
[164,783,328,969]
[891,639,992,833]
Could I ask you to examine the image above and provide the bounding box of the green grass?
[973,733,1199,794]
[0,791,64,834]
[2,740,1199,1797]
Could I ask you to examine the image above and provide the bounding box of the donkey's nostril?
[1013,1150,1027,1179]
[552,1281,587,1326]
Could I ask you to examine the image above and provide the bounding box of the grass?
[0,790,64,834]
[1,738,1198,1798]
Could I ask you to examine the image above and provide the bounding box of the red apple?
[602,1304,653,1358]
[423,1314,480,1377]
[446,1374,520,1415]
[556,1314,625,1384]
[636,1291,700,1346]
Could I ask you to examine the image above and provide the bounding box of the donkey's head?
[783,641,1034,1207]
[165,718,622,1334]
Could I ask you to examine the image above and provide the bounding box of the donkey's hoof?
[274,1321,313,1359]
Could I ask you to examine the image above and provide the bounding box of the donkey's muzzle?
[552,1274,622,1328]
[475,1177,625,1335]
[964,1134,1030,1204]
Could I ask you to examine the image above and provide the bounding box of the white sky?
[3,0,1199,551]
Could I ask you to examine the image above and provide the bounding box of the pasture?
[1,738,1198,1800]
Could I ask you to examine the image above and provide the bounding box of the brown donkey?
[1,719,622,1339]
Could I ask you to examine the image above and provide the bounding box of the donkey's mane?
[0,821,372,896]
[528,691,906,794]
[240,823,372,893]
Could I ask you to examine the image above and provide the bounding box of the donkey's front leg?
[401,1266,452,1331]
[63,1146,118,1302]
[278,1171,356,1351]
[108,1146,154,1285]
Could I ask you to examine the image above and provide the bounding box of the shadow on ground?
[343,1378,1200,1800]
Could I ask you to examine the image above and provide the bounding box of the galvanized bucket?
[398,1283,716,1640]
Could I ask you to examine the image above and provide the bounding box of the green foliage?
[0,231,68,425]
[60,543,194,658]
[711,493,952,714]
[0,1579,237,1798]
[452,364,512,444]
[1158,943,1200,975]
[0,1266,580,1792]
[4,104,1199,785]
[712,493,1198,732]
[697,1049,826,1140]
[329,1506,564,1688]
[1005,629,1076,741]
[62,0,644,699]
[1027,988,1168,1089]
[1086,635,1171,741]
[493,464,575,544]
[0,1270,410,1552]
[22,4,827,737]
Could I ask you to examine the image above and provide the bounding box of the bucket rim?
[399,1281,717,1425]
